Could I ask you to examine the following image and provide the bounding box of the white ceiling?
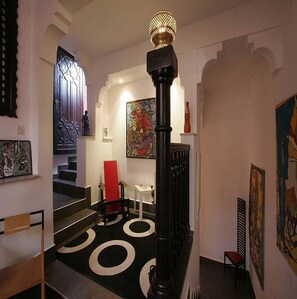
[60,0,253,60]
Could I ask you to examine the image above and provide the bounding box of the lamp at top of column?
[149,10,177,49]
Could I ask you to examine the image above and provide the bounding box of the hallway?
[44,256,256,299]
[200,257,256,299]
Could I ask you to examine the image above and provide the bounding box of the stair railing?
[170,143,190,273]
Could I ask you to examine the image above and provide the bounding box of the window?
[0,0,18,117]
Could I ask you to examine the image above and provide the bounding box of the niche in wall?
[200,36,263,261]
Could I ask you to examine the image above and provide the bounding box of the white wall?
[246,1,297,296]
[200,84,251,262]
[97,75,184,200]
[199,2,297,298]
[0,0,62,266]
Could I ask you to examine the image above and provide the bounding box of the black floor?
[46,260,122,299]
[9,282,66,299]
[11,256,256,299]
[200,257,256,299]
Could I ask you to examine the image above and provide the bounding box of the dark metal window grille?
[0,0,18,117]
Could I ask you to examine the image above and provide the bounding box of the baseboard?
[91,201,99,211]
[45,282,68,299]
[129,200,156,216]
[174,231,194,299]
[45,244,57,267]
[94,200,156,219]
[200,256,251,279]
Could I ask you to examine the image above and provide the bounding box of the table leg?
[139,193,143,220]
[134,189,137,213]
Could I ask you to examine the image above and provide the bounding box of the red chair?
[99,160,130,225]
[224,198,246,287]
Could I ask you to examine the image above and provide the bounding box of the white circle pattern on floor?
[89,240,135,276]
[57,228,96,254]
[123,218,155,237]
[140,258,156,297]
[97,214,123,226]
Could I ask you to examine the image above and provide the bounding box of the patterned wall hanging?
[126,98,156,159]
[0,140,32,179]
[276,94,297,275]
[249,164,265,289]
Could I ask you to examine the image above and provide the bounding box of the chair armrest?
[98,183,105,190]
[119,181,128,187]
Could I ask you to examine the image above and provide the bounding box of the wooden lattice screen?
[237,197,246,270]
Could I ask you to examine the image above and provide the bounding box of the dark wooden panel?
[53,47,84,155]
[0,0,18,118]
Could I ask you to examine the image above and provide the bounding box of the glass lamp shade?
[149,10,177,49]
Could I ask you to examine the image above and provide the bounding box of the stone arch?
[199,27,283,86]
[200,34,282,91]
[41,24,66,65]
[199,29,282,265]
[251,47,279,74]
[37,1,96,156]
[36,19,70,176]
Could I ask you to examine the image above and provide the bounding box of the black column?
[147,45,178,299]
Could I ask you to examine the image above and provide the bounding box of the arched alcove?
[36,1,82,247]
[199,35,278,267]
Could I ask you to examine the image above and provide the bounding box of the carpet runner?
[57,215,156,299]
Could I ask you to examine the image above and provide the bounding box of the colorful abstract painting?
[249,164,265,289]
[276,94,297,275]
[126,98,156,159]
[0,140,32,179]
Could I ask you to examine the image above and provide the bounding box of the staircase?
[53,157,97,248]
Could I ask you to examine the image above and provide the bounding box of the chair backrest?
[4,213,30,235]
[237,198,246,260]
[0,210,45,299]
[104,160,120,200]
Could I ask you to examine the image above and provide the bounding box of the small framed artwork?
[126,98,156,159]
[0,140,32,179]
[249,164,265,289]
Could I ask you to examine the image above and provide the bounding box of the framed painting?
[126,98,156,159]
[249,164,265,289]
[276,94,297,275]
[0,140,32,179]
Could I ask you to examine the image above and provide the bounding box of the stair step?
[54,208,95,233]
[53,192,82,210]
[57,164,68,174]
[53,178,87,198]
[53,193,89,222]
[53,157,94,247]
[59,169,77,182]
[53,177,75,186]
[68,156,77,163]
[54,209,97,246]
[68,161,77,170]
